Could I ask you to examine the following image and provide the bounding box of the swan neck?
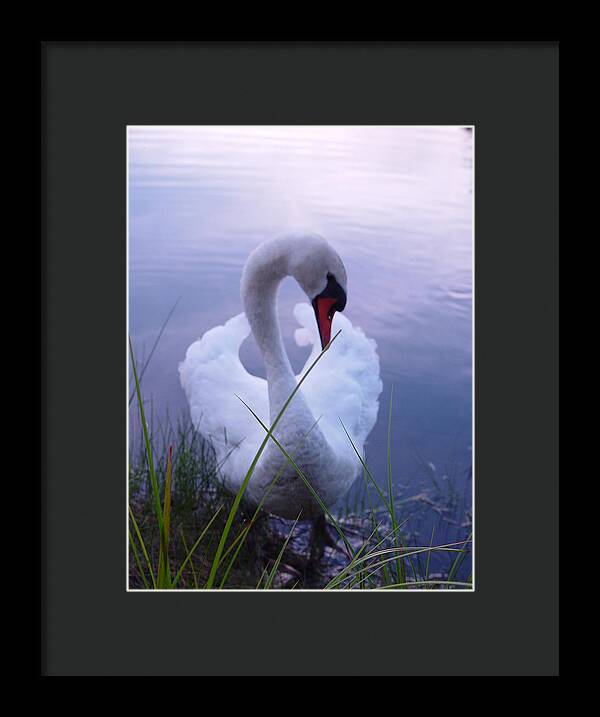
[241,245,295,389]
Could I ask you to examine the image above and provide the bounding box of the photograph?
[127,125,474,591]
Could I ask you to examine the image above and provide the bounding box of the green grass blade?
[385,385,404,585]
[447,532,472,582]
[129,297,181,405]
[256,566,269,589]
[158,446,173,588]
[128,506,156,589]
[217,474,285,587]
[330,544,466,590]
[359,461,390,586]
[205,329,342,589]
[171,505,224,588]
[128,529,150,589]
[339,419,390,511]
[323,520,385,589]
[217,416,323,588]
[324,519,410,589]
[376,580,472,590]
[237,395,354,557]
[179,529,199,589]
[129,339,165,549]
[264,513,301,589]
[425,525,435,585]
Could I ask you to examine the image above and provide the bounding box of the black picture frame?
[40,40,558,676]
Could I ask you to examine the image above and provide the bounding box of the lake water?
[128,126,473,575]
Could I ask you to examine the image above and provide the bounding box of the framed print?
[41,40,558,675]
[127,124,474,593]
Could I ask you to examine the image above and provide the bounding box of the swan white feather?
[179,234,382,519]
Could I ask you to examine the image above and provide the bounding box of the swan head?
[286,234,348,350]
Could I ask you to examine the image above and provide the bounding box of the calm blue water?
[129,126,473,575]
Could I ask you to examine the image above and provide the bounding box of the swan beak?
[312,297,338,350]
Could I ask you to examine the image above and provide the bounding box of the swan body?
[179,234,382,519]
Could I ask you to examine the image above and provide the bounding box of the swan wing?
[179,313,268,470]
[293,302,383,456]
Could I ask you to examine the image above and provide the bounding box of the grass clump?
[128,411,290,589]
[128,334,472,591]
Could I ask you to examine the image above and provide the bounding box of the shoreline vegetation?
[128,328,472,590]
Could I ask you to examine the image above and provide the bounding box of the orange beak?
[312,297,338,350]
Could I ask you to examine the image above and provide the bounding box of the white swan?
[179,234,382,520]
